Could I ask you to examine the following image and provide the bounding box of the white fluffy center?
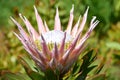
[40,30,73,44]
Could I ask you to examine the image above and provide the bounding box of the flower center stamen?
[35,30,73,51]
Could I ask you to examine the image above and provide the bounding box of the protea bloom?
[11,5,99,75]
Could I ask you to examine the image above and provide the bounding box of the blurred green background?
[0,0,120,80]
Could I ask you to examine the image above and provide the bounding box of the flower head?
[11,5,99,74]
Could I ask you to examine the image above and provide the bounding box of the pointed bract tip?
[33,5,36,10]
[70,5,74,13]
[56,7,59,15]
[10,16,14,21]
[34,5,38,13]
[19,13,26,22]
[72,4,74,7]
[78,15,81,21]
[84,6,89,15]
[13,32,18,36]
[87,6,89,11]
[10,17,18,24]
[90,16,97,25]
[13,32,21,40]
[19,13,22,17]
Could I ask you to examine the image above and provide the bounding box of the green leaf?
[20,56,37,72]
[75,65,97,80]
[113,54,120,60]
[93,58,105,74]
[28,71,45,80]
[106,41,120,50]
[44,69,59,80]
[19,56,45,79]
[72,59,83,75]
[1,72,31,80]
[80,50,96,71]
[87,74,106,80]
[75,50,97,80]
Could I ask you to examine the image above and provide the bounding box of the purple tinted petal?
[61,48,72,64]
[68,33,80,49]
[31,54,46,71]
[62,44,86,74]
[53,43,59,60]
[11,17,29,41]
[61,33,80,64]
[49,58,57,69]
[41,35,52,58]
[59,32,66,57]
[25,39,47,65]
[19,14,39,40]
[71,43,85,59]
[15,31,47,65]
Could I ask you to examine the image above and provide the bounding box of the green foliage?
[0,0,34,27]
[0,29,25,73]
[1,0,119,35]
[74,50,97,80]
[1,73,31,80]
[106,41,120,50]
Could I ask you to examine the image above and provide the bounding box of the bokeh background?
[0,0,120,80]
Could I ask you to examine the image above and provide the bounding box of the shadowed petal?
[53,43,59,60]
[61,33,80,64]
[66,5,74,34]
[24,38,47,65]
[36,61,46,71]
[34,6,46,34]
[70,43,86,60]
[19,14,39,41]
[41,35,51,59]
[59,32,66,57]
[54,7,61,30]
[60,48,72,64]
[49,58,57,69]
[68,33,80,49]
[14,31,47,65]
[18,33,45,69]
[63,45,85,73]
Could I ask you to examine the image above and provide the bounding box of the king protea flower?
[11,5,99,74]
